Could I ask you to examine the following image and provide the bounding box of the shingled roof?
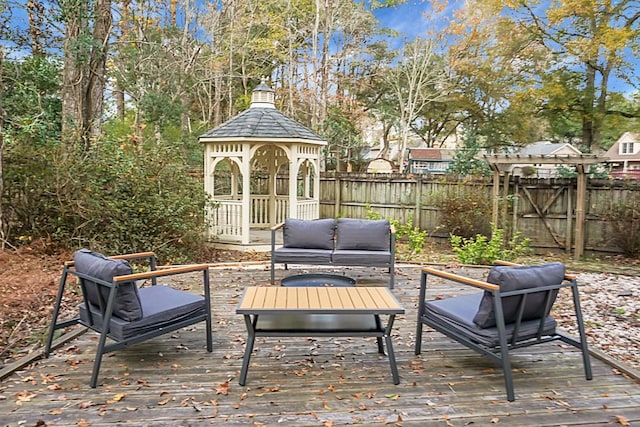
[200,83,325,142]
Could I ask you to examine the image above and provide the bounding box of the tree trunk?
[0,48,5,248]
[581,62,596,152]
[61,0,112,148]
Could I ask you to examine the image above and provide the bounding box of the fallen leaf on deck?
[216,382,230,395]
[615,415,630,426]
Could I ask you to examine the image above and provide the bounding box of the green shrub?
[433,185,492,238]
[450,224,532,265]
[601,198,640,257]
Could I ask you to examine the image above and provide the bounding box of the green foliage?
[365,206,428,255]
[3,128,211,262]
[433,185,492,238]
[556,164,609,179]
[450,224,532,265]
[447,130,492,177]
[601,198,640,257]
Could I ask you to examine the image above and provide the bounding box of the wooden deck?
[2,264,640,426]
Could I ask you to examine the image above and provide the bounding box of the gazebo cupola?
[199,80,328,249]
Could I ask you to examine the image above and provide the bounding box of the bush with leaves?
[433,185,492,238]
[450,224,532,265]
[601,198,640,257]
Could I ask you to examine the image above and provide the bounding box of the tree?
[490,0,640,152]
[383,37,449,169]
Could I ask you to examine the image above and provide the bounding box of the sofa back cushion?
[335,218,390,251]
[74,249,143,321]
[473,262,565,329]
[283,218,335,250]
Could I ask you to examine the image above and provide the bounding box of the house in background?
[406,148,454,174]
[508,141,583,177]
[366,158,398,173]
[603,132,640,179]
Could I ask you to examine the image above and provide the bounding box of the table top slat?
[236,286,404,314]
[346,287,367,309]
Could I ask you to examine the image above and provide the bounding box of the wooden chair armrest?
[421,266,499,291]
[109,252,156,261]
[114,264,209,282]
[270,222,285,231]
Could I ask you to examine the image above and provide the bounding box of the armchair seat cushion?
[273,247,333,264]
[332,249,392,265]
[424,293,557,347]
[80,285,206,340]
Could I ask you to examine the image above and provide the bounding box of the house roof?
[516,141,581,156]
[408,148,448,160]
[604,132,640,162]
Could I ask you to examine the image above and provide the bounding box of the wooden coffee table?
[236,286,404,385]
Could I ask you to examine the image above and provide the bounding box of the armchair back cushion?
[74,249,143,321]
[335,218,390,251]
[283,218,335,250]
[473,262,566,328]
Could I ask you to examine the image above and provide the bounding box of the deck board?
[1,264,640,426]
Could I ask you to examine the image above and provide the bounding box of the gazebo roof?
[200,107,325,141]
[200,82,325,143]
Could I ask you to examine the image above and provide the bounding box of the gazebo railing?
[209,198,242,240]
[211,196,318,239]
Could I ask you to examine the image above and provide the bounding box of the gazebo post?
[242,145,251,245]
[289,146,299,218]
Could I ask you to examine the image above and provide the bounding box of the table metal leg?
[374,315,384,353]
[239,314,257,386]
[384,315,399,384]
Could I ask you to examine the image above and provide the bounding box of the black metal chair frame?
[45,252,213,388]
[414,261,593,401]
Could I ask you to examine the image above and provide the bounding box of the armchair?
[414,261,592,401]
[45,249,213,388]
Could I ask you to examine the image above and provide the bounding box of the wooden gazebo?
[199,82,327,249]
[484,153,605,258]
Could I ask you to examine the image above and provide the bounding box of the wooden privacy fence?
[314,172,640,257]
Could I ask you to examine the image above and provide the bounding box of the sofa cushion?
[74,249,143,321]
[273,247,333,264]
[473,262,566,329]
[335,218,390,251]
[332,249,392,265]
[283,218,335,250]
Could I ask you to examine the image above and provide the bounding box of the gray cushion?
[335,218,390,251]
[79,285,205,340]
[283,218,335,250]
[424,293,557,347]
[473,262,566,328]
[273,247,333,264]
[332,249,392,265]
[74,249,143,321]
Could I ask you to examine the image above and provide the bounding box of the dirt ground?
[1,245,639,374]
